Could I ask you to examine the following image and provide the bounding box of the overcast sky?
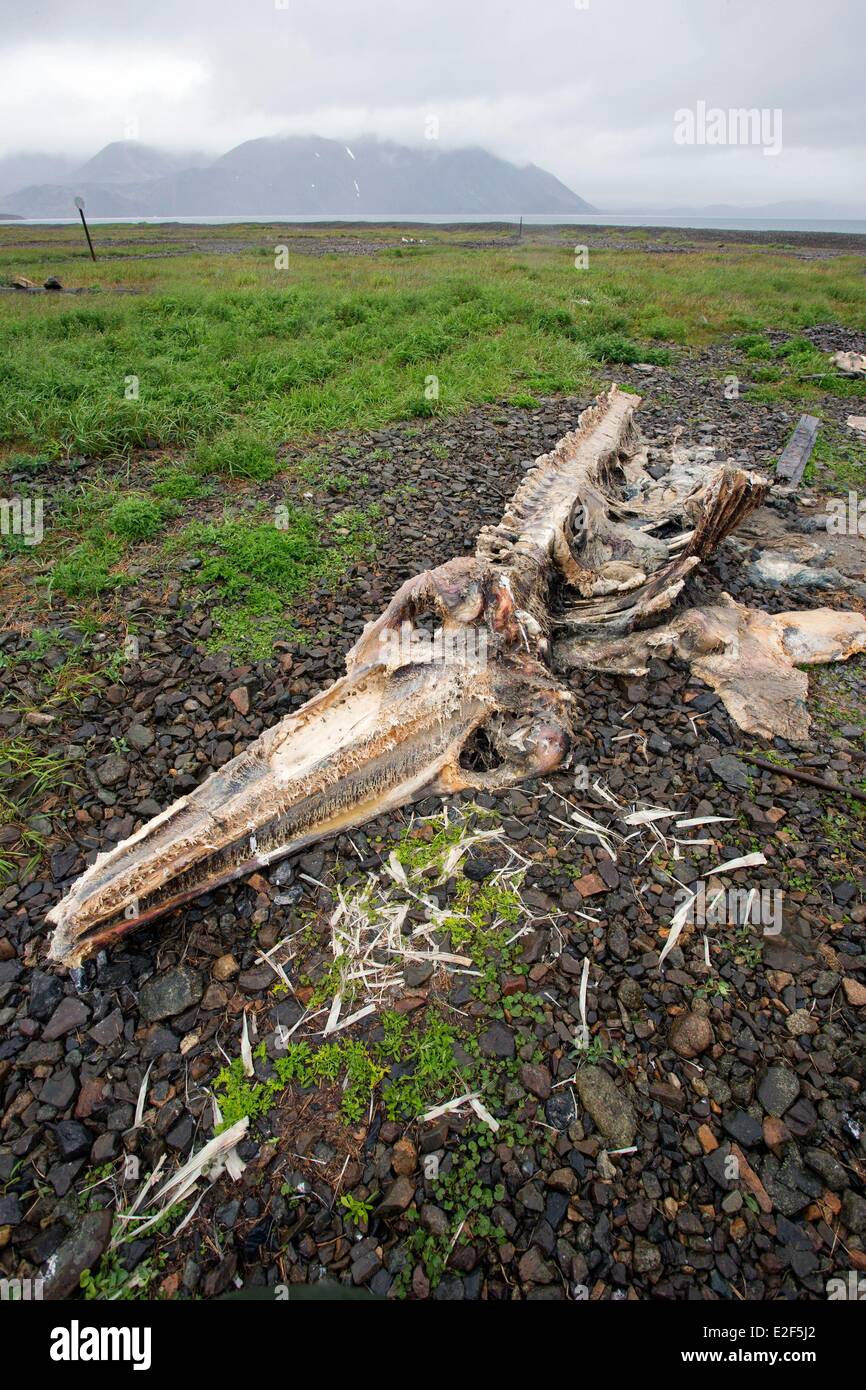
[1,0,862,207]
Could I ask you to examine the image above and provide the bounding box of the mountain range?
[0,137,595,218]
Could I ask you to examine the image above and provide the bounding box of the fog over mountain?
[1,1,862,211]
[0,137,594,218]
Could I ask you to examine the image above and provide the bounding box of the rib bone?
[47,387,864,966]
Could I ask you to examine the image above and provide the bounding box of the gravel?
[1,331,864,1300]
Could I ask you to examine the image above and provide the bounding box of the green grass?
[3,227,863,465]
[738,332,866,412]
[174,503,378,658]
[2,223,864,653]
[50,541,124,599]
[214,1012,465,1129]
[150,465,212,501]
[108,494,173,542]
[0,272,598,459]
[0,738,69,811]
[805,421,866,489]
[192,429,278,482]
[0,738,71,886]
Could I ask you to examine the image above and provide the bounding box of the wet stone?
[42,997,90,1040]
[710,755,751,791]
[761,1156,815,1216]
[607,925,630,961]
[139,966,203,1022]
[812,971,840,998]
[478,1021,515,1059]
[50,847,79,881]
[785,1098,818,1139]
[378,1176,415,1216]
[42,1209,113,1299]
[95,754,129,787]
[757,1066,800,1117]
[804,1148,847,1191]
[574,1066,637,1147]
[841,1190,866,1236]
[669,1011,713,1058]
[89,1008,124,1046]
[519,1062,551,1100]
[545,1090,578,1132]
[140,1026,180,1059]
[464,856,494,882]
[29,971,64,1022]
[40,1070,76,1109]
[704,1142,735,1191]
[404,961,434,987]
[238,966,275,992]
[0,1195,23,1225]
[126,725,155,751]
[52,1120,92,1160]
[518,1247,555,1284]
[633,1237,662,1275]
[722,1111,763,1148]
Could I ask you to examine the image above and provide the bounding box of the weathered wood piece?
[774,413,820,485]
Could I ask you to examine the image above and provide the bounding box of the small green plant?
[694,978,731,1000]
[108,494,168,542]
[381,1013,464,1120]
[395,1119,519,1294]
[214,1037,387,1127]
[214,1010,467,1131]
[80,1251,155,1301]
[0,740,70,883]
[50,542,123,598]
[576,1036,609,1065]
[79,1213,177,1300]
[193,429,278,482]
[151,466,211,501]
[1,451,49,474]
[588,333,670,366]
[340,1193,375,1228]
[731,925,763,968]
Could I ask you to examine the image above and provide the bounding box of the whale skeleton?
[47,386,866,967]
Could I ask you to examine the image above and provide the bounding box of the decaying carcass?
[47,386,866,966]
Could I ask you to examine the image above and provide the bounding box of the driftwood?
[48,387,866,966]
[741,754,866,805]
[774,413,820,485]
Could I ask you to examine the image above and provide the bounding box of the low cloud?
[1,0,862,206]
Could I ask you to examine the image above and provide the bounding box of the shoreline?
[3,218,866,252]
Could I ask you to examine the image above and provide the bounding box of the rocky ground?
[1,331,865,1302]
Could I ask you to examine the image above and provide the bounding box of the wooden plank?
[775,413,820,485]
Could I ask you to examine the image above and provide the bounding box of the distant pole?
[74,196,97,261]
[518,215,523,241]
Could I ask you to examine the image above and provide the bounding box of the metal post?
[74,197,97,261]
